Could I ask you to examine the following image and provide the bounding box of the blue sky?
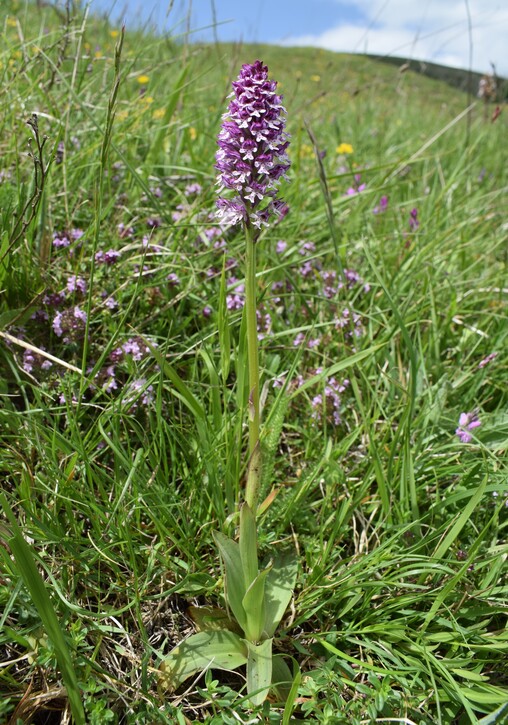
[89,0,508,76]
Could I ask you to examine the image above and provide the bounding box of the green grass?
[0,1,507,723]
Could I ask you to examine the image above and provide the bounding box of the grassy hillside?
[372,54,508,100]
[0,2,507,723]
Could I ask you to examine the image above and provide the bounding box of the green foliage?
[0,0,507,722]
[160,505,297,705]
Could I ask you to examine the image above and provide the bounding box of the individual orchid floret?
[215,60,290,231]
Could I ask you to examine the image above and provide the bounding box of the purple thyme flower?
[22,348,53,374]
[311,376,350,426]
[335,308,364,339]
[71,228,84,241]
[456,411,481,443]
[52,306,87,343]
[345,174,366,196]
[123,377,154,410]
[95,249,121,264]
[373,195,388,214]
[118,223,135,238]
[43,291,66,308]
[167,272,180,287]
[299,241,316,256]
[409,208,420,231]
[215,60,290,230]
[111,336,152,362]
[55,141,65,164]
[66,275,87,295]
[104,296,118,310]
[256,310,272,339]
[478,352,497,369]
[185,182,202,196]
[53,233,71,248]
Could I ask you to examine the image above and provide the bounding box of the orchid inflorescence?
[215,60,290,230]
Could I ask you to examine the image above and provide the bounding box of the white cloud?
[279,0,508,76]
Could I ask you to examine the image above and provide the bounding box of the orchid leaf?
[212,531,247,632]
[239,503,258,590]
[242,567,269,642]
[264,549,298,637]
[246,638,273,706]
[187,605,242,634]
[159,630,248,693]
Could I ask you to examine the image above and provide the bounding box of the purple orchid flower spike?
[215,60,290,233]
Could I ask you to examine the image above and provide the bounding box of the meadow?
[0,1,507,723]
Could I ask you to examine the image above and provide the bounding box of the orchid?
[160,61,296,708]
[215,60,290,230]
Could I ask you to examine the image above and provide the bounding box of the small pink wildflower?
[456,411,481,443]
[478,352,497,369]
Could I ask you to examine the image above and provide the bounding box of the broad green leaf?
[159,630,247,693]
[246,638,273,706]
[460,684,508,706]
[187,605,242,634]
[242,568,269,642]
[264,549,298,637]
[213,531,247,632]
[450,668,488,683]
[239,503,258,590]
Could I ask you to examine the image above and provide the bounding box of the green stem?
[244,221,261,512]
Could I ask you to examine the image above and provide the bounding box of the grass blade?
[0,493,85,725]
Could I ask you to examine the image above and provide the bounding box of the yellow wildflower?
[137,74,150,84]
[310,74,321,82]
[153,108,165,120]
[336,143,353,154]
[189,127,197,141]
[7,17,18,28]
[300,143,313,158]
[110,30,119,38]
